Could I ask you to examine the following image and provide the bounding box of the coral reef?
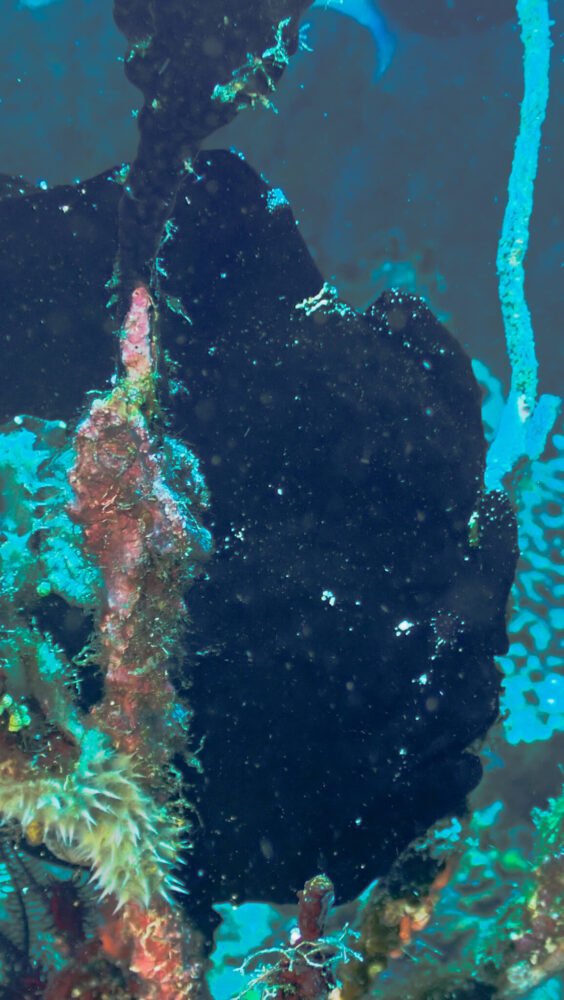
[0,6,316,991]
[0,0,560,998]
[0,284,213,996]
[499,789,564,994]
[237,874,358,1000]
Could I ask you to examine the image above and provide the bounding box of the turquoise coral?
[475,361,564,745]
[0,415,102,607]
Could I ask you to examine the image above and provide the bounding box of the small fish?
[312,0,396,80]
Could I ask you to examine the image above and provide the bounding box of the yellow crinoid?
[0,730,185,909]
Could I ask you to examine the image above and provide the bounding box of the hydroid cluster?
[0,731,183,910]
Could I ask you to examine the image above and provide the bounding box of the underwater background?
[0,1,562,998]
[1,0,561,390]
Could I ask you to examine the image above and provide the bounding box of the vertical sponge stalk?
[496,0,551,416]
[487,0,559,490]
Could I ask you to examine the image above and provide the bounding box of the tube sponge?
[488,0,560,489]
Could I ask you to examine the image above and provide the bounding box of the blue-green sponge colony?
[0,416,101,743]
[475,362,564,745]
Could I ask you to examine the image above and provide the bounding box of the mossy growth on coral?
[0,404,209,913]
